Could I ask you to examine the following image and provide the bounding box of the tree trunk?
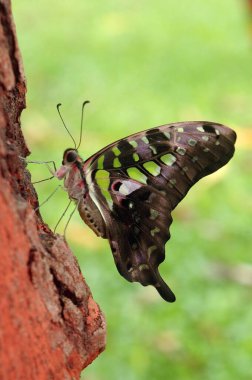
[0,1,106,379]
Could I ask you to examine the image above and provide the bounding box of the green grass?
[13,1,252,379]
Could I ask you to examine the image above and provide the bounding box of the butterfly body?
[55,121,236,302]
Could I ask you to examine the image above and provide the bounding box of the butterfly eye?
[65,150,78,163]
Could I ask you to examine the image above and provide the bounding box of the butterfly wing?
[83,121,236,302]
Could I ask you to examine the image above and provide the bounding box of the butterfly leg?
[63,202,78,237]
[26,184,63,224]
[19,156,57,172]
[32,176,55,185]
[19,156,57,184]
[35,184,63,212]
[53,199,72,233]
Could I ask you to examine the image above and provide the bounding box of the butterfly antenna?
[76,100,90,150]
[57,103,77,149]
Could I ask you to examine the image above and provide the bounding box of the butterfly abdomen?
[78,193,108,238]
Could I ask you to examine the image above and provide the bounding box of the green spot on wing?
[95,170,113,207]
[129,140,138,148]
[113,157,121,168]
[150,208,159,220]
[160,153,176,166]
[97,155,104,169]
[197,126,204,132]
[164,131,171,139]
[202,136,209,141]
[112,146,121,156]
[127,167,147,184]
[141,136,149,144]
[177,127,184,132]
[139,264,149,271]
[147,246,157,258]
[176,147,186,155]
[188,138,197,146]
[133,153,139,162]
[150,145,157,155]
[151,227,160,237]
[143,161,161,176]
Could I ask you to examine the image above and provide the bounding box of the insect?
[53,102,236,302]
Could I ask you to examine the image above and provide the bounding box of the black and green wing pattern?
[82,121,236,302]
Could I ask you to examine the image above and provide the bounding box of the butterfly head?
[55,148,83,179]
[62,148,79,164]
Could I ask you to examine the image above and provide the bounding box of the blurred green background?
[13,1,252,379]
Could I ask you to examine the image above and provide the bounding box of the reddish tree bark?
[0,1,106,379]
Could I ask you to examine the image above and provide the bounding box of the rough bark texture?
[0,1,106,379]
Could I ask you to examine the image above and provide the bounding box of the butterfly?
[54,102,236,302]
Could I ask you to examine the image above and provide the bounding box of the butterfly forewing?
[81,121,236,302]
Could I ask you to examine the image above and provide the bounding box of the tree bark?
[0,1,106,379]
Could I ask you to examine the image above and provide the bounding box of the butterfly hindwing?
[82,121,236,301]
[107,182,176,301]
